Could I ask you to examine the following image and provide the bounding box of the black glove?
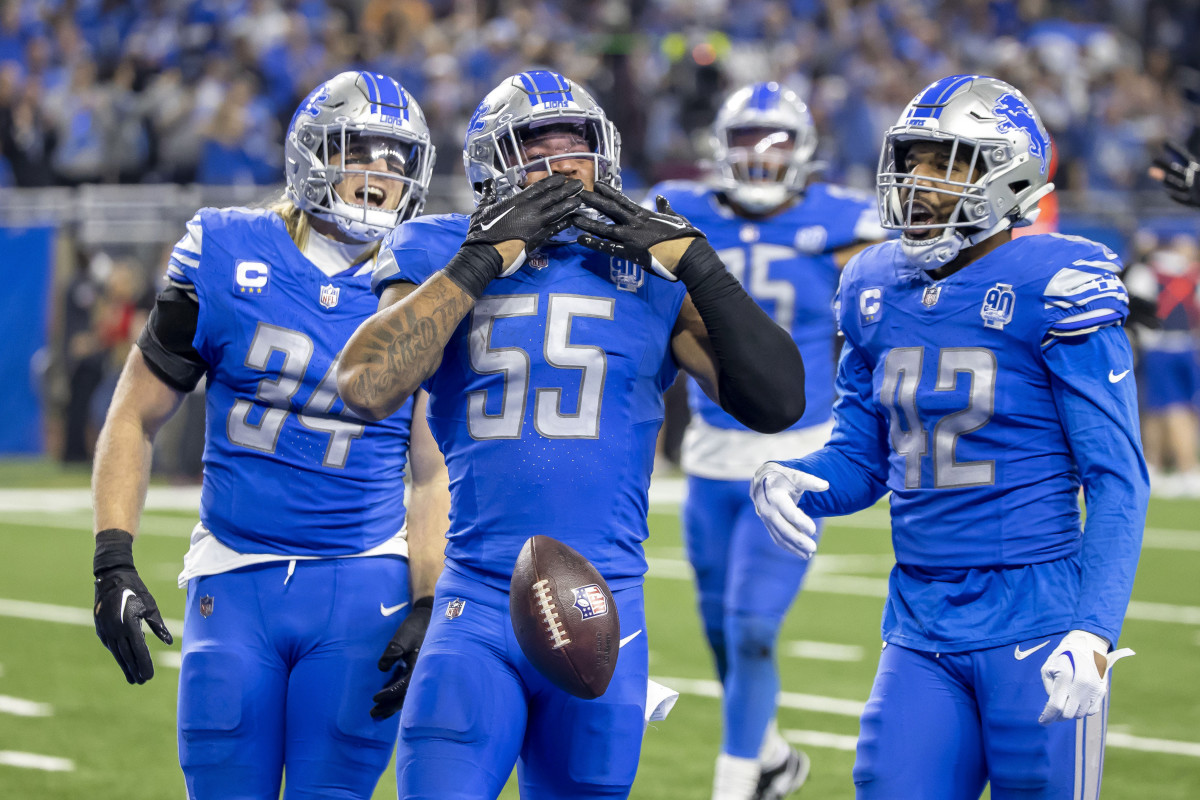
[1152,142,1200,208]
[571,183,705,280]
[370,595,434,720]
[463,175,583,270]
[92,529,173,685]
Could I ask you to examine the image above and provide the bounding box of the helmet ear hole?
[1008,179,1030,195]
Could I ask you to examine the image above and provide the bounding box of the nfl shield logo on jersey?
[981,283,1016,330]
[445,598,466,619]
[199,595,214,618]
[922,285,942,307]
[319,283,340,310]
[572,585,609,619]
[610,258,644,292]
[528,251,550,269]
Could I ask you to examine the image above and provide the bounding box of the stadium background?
[0,0,1198,797]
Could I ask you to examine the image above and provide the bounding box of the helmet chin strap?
[900,215,1017,272]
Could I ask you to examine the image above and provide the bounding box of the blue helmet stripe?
[518,70,574,106]
[908,74,976,119]
[749,82,779,111]
[361,72,407,121]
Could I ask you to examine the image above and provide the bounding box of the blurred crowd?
[1,0,1199,192]
[13,0,1200,488]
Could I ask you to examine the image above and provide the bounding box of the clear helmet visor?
[491,118,613,192]
[301,128,431,239]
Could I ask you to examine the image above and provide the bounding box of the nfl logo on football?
[572,585,608,619]
[980,282,1016,330]
[319,283,340,310]
[610,258,644,292]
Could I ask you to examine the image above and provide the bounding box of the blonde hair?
[265,195,382,266]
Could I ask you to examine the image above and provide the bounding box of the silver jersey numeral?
[880,346,997,489]
[226,322,365,468]
[468,294,615,440]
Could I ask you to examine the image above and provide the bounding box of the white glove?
[750,462,829,559]
[1038,629,1135,725]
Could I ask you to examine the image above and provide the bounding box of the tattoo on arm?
[349,278,475,407]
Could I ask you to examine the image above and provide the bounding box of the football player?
[89,72,449,799]
[647,82,886,800]
[751,75,1149,799]
[336,70,808,799]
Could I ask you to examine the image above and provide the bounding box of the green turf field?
[0,463,1197,798]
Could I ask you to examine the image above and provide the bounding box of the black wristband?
[441,243,504,299]
[412,596,435,611]
[93,529,135,576]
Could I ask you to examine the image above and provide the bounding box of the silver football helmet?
[285,71,435,242]
[878,74,1055,269]
[711,82,818,212]
[463,70,620,203]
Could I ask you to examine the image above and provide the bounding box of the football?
[509,535,620,699]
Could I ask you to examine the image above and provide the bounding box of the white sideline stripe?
[0,486,202,512]
[0,751,74,772]
[0,598,184,632]
[2,483,1197,552]
[1125,601,1200,625]
[160,651,183,669]
[783,728,859,751]
[786,640,864,662]
[672,685,1200,760]
[652,675,865,718]
[0,695,51,717]
[1107,732,1200,758]
[778,730,1200,759]
[646,556,1200,624]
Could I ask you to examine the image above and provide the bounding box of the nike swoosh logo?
[478,207,515,232]
[380,601,409,617]
[119,589,137,622]
[655,216,686,229]
[1108,369,1130,383]
[1014,640,1051,660]
[619,629,643,648]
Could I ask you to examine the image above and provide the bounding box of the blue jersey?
[377,215,687,590]
[167,207,413,556]
[786,233,1147,650]
[649,181,881,431]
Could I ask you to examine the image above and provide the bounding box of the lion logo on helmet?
[993,93,1049,176]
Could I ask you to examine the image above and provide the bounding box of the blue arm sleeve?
[784,339,890,518]
[1042,325,1149,645]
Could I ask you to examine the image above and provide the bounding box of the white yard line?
[785,640,865,662]
[3,483,1199,551]
[783,728,860,751]
[0,696,51,717]
[0,751,74,772]
[659,679,1200,759]
[645,556,1200,624]
[653,675,866,718]
[0,598,184,632]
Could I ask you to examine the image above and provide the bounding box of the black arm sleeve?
[136,285,208,393]
[674,238,806,433]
